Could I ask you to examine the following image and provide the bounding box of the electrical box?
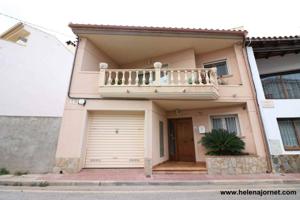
[198,126,206,134]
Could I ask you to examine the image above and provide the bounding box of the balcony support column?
[153,62,162,86]
[99,62,108,86]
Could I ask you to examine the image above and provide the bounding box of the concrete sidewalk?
[1,169,300,187]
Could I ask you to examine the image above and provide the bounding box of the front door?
[169,118,195,162]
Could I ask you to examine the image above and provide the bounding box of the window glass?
[204,61,228,76]
[212,118,223,129]
[159,121,164,157]
[261,71,300,99]
[211,115,240,135]
[278,119,300,148]
[225,116,238,134]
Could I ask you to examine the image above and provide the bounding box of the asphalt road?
[0,183,299,200]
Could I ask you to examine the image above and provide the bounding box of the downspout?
[67,36,80,99]
[243,39,273,173]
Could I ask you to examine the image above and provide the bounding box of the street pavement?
[0,183,299,200]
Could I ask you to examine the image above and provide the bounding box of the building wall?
[247,47,300,159]
[167,104,260,162]
[57,38,267,173]
[80,38,118,71]
[0,25,73,117]
[0,24,73,173]
[123,48,196,69]
[196,46,242,85]
[55,99,155,173]
[70,40,256,104]
[0,116,61,173]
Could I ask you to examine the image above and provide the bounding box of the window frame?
[260,69,300,99]
[210,114,241,136]
[203,59,230,77]
[159,120,164,157]
[277,118,300,151]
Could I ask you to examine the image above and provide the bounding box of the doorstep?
[153,161,207,172]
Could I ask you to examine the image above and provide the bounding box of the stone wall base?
[206,155,267,175]
[0,116,61,173]
[271,155,300,173]
[54,158,81,173]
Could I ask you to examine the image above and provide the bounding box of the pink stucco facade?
[54,24,267,175]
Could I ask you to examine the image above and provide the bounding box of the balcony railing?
[98,62,219,99]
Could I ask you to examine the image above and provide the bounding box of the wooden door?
[175,118,195,162]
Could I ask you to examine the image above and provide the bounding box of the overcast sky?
[1,0,300,42]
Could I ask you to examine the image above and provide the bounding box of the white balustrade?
[98,62,218,88]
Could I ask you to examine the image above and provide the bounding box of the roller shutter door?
[85,111,144,168]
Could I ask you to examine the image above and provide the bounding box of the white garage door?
[85,111,144,168]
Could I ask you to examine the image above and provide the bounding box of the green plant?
[199,129,245,155]
[0,168,10,175]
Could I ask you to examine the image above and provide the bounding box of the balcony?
[98,62,219,99]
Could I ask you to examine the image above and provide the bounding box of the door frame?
[168,117,196,162]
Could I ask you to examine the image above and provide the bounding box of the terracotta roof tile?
[247,35,300,41]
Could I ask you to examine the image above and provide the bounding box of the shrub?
[199,129,245,155]
[14,171,28,176]
[0,168,10,175]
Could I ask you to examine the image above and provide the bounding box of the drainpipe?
[67,37,102,100]
[243,42,273,173]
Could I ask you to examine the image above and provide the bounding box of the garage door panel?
[85,112,144,168]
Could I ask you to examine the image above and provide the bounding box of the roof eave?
[69,23,247,39]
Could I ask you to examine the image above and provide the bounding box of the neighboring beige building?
[55,24,267,175]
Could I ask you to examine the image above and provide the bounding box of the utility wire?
[0,12,75,39]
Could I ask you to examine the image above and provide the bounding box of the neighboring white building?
[246,36,300,173]
[0,22,74,173]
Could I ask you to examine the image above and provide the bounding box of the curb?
[1,179,300,187]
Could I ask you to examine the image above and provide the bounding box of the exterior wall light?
[78,99,86,106]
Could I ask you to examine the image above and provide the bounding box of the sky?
[1,0,300,43]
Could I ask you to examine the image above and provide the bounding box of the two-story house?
[55,24,267,175]
[247,36,300,173]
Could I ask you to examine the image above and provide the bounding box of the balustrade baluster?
[128,71,132,85]
[115,71,120,85]
[170,70,174,85]
[135,70,139,85]
[191,70,195,85]
[142,70,146,85]
[184,70,188,85]
[121,71,125,85]
[177,70,181,85]
[149,71,153,85]
[107,71,112,85]
[205,70,209,85]
[198,69,202,85]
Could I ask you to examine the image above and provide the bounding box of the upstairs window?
[261,70,300,99]
[277,118,300,150]
[204,60,229,77]
[211,115,241,135]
